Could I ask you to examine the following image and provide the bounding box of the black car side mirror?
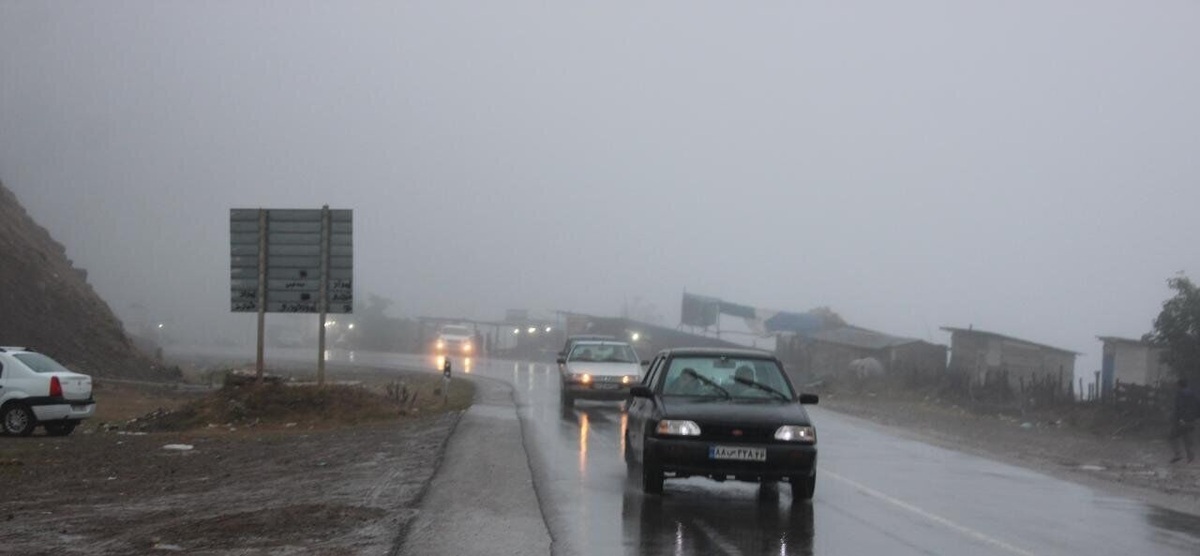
[798,393,819,405]
[556,357,566,365]
[630,386,653,399]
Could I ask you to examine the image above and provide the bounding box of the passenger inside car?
[729,365,756,394]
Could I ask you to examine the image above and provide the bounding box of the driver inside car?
[727,365,756,395]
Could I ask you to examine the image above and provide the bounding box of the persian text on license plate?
[593,383,620,390]
[708,445,766,461]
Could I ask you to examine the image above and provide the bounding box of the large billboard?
[230,208,353,314]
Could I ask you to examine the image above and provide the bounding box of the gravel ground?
[0,412,461,556]
[822,393,1200,516]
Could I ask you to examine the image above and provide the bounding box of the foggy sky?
[2,1,1199,377]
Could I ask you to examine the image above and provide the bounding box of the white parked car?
[0,347,95,436]
[557,340,642,408]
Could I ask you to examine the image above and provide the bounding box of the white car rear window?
[13,353,73,374]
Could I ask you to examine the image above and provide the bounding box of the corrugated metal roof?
[808,326,924,350]
[941,327,1080,356]
[1096,336,1153,346]
[763,312,826,334]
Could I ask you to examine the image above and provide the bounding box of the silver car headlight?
[656,420,701,436]
[775,425,816,443]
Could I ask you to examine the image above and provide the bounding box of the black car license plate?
[709,445,766,461]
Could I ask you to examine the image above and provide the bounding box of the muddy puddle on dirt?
[150,504,387,550]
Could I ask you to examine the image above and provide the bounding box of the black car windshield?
[661,357,793,400]
[13,352,74,374]
[568,343,638,363]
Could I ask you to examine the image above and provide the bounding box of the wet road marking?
[822,469,1038,556]
[691,517,744,556]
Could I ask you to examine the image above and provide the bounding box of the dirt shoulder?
[820,393,1200,515]
[0,366,473,556]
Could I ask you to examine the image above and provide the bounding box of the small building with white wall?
[1097,336,1171,395]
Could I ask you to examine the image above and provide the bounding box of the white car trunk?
[51,373,92,400]
[565,361,641,378]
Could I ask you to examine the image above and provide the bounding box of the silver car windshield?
[13,353,74,374]
[661,357,793,400]
[568,343,637,363]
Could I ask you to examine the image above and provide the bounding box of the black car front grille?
[699,424,775,442]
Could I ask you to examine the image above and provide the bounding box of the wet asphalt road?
[181,348,1200,555]
[460,356,1200,556]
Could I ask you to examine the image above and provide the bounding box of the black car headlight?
[656,420,701,436]
[775,425,816,443]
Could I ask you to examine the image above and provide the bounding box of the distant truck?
[435,324,475,356]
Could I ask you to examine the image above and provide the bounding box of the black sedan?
[625,348,819,501]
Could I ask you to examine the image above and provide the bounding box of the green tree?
[1146,274,1200,383]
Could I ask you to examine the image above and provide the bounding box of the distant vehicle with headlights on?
[557,340,642,408]
[0,347,96,436]
[625,348,819,501]
[434,324,474,356]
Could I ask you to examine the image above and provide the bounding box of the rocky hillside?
[0,181,167,380]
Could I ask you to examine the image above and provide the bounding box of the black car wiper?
[734,376,791,401]
[683,368,731,399]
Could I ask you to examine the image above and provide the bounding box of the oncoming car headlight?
[436,340,445,349]
[775,425,816,443]
[569,373,592,384]
[656,420,701,436]
[463,343,473,353]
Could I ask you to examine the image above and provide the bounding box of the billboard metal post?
[317,205,330,386]
[256,209,267,383]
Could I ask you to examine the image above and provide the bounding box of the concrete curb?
[397,374,552,555]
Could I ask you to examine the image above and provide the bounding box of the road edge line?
[822,468,1038,556]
